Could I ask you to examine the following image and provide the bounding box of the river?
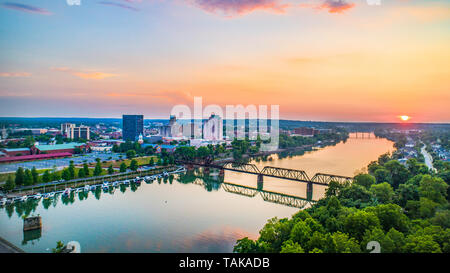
[0,133,394,253]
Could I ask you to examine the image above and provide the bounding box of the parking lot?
[0,152,124,173]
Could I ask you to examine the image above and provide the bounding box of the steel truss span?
[176,160,354,185]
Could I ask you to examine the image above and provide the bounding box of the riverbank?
[2,165,177,198]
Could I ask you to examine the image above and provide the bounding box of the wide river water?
[0,133,394,253]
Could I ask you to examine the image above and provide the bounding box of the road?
[421,145,436,172]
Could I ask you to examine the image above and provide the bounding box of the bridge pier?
[257,174,264,183]
[306,182,313,201]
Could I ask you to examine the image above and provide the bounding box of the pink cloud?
[0,2,52,15]
[318,0,355,14]
[0,72,31,77]
[189,0,292,16]
[51,67,117,79]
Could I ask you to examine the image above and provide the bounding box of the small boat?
[48,192,56,198]
[0,198,6,206]
[90,185,97,190]
[123,180,130,185]
[112,181,119,187]
[32,193,42,200]
[163,172,169,177]
[62,188,71,196]
[16,196,27,202]
[84,185,90,191]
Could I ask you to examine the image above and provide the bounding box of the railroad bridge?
[177,160,354,198]
[178,160,354,186]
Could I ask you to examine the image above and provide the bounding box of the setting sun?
[400,115,410,121]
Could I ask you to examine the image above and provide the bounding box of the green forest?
[234,155,450,253]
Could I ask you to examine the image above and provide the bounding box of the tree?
[78,168,85,178]
[24,169,33,186]
[384,160,410,189]
[52,241,66,253]
[120,162,127,173]
[354,174,376,189]
[330,232,361,253]
[258,217,292,252]
[149,157,155,166]
[62,168,71,181]
[404,234,441,253]
[129,159,138,171]
[280,240,305,253]
[4,175,15,191]
[93,161,102,176]
[68,161,75,179]
[126,149,136,159]
[343,211,381,241]
[233,237,258,253]
[42,170,51,183]
[290,220,312,246]
[374,168,391,184]
[366,204,409,233]
[108,165,114,175]
[418,175,448,205]
[83,163,90,177]
[15,167,25,186]
[370,182,395,203]
[31,167,39,184]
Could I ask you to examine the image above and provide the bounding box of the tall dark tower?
[122,115,144,141]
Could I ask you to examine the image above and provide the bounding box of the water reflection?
[23,228,41,246]
[1,168,314,220]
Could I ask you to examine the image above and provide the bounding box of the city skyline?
[0,0,449,123]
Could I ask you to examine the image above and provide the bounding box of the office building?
[123,115,144,141]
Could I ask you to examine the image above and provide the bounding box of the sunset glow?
[400,115,411,122]
[0,1,449,122]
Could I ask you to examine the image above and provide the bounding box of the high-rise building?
[61,123,90,140]
[123,115,144,141]
[203,114,223,141]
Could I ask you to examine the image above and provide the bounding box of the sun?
[399,115,410,121]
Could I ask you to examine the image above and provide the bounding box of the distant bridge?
[177,161,354,186]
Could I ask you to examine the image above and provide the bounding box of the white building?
[203,114,223,141]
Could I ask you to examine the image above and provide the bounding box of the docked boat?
[17,195,27,202]
[0,198,6,206]
[90,185,97,190]
[112,181,119,187]
[48,192,56,198]
[84,185,90,191]
[32,193,42,200]
[62,188,71,196]
[123,180,130,185]
[6,198,14,204]
[163,172,169,177]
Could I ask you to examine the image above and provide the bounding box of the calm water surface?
[0,134,393,252]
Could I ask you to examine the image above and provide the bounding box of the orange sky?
[0,0,449,122]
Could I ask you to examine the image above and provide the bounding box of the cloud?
[107,90,193,104]
[51,67,118,80]
[318,0,355,13]
[0,72,31,77]
[98,1,139,11]
[0,2,52,15]
[189,0,292,16]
